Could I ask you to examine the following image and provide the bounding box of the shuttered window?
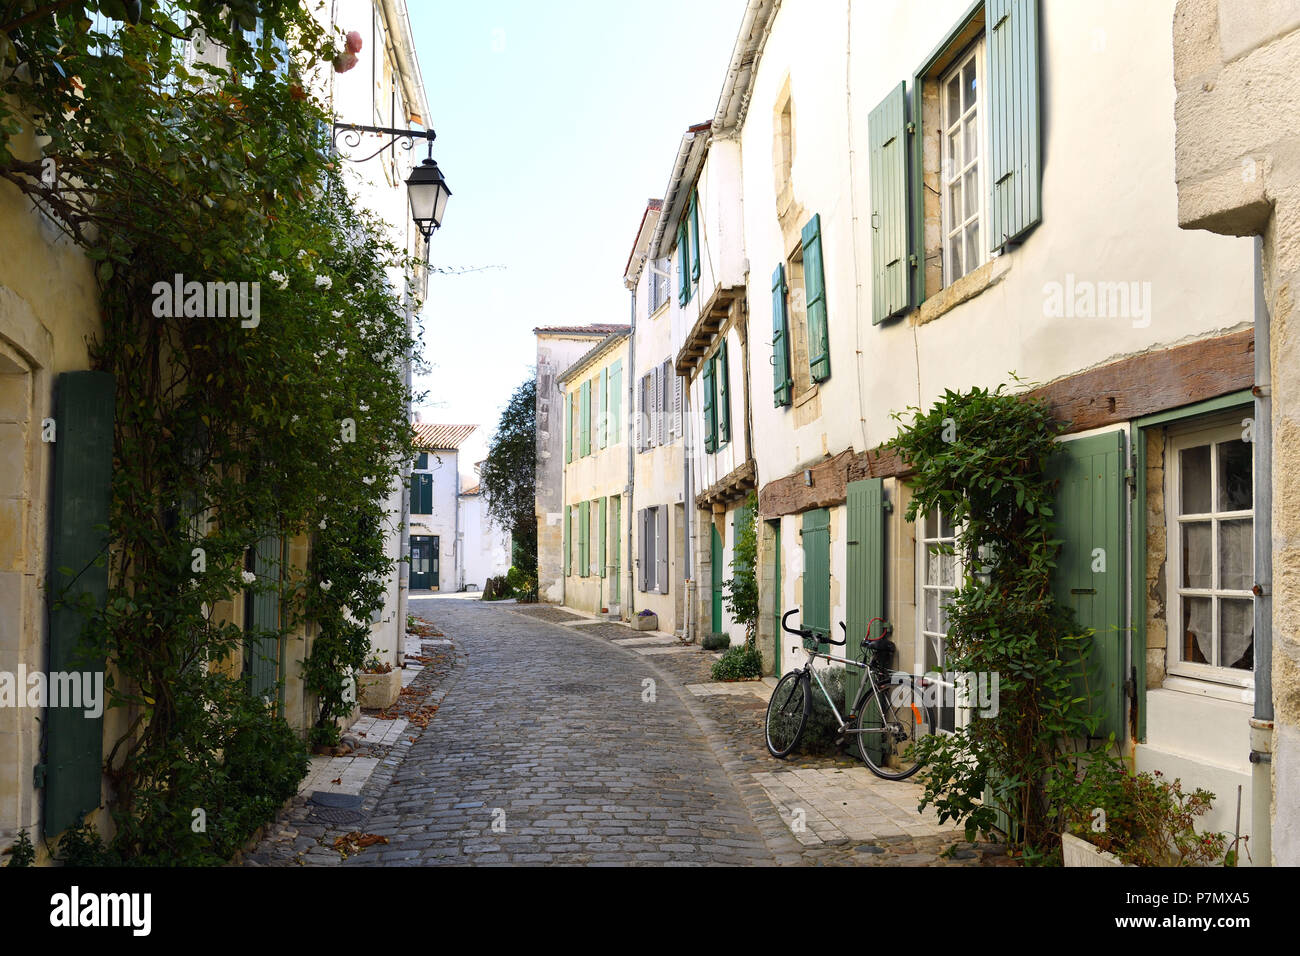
[565,391,573,464]
[579,380,590,458]
[772,264,793,406]
[702,359,717,453]
[801,214,830,382]
[579,501,589,578]
[412,473,433,515]
[716,339,731,446]
[609,359,622,443]
[689,191,701,283]
[599,368,608,449]
[416,452,428,470]
[801,508,831,643]
[564,504,571,575]
[868,82,913,324]
[987,0,1042,250]
[846,479,886,704]
[656,506,669,595]
[677,221,691,306]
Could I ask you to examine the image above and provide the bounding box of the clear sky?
[404,0,747,475]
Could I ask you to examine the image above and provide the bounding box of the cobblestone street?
[244,597,1014,867]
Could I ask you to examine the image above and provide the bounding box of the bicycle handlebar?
[780,608,845,646]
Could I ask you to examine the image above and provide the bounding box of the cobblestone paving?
[244,600,1016,866]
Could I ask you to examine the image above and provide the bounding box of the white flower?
[241,570,256,585]
[332,310,343,318]
[320,580,333,592]
[269,270,288,290]
[359,402,369,411]
[314,274,333,290]
[291,414,299,422]
[297,249,311,261]
[362,476,374,485]
[354,283,365,293]
[338,348,348,359]
[319,518,328,530]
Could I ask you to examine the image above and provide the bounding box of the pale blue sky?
[405,0,746,468]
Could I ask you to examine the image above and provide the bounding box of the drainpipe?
[1250,235,1273,867]
[627,288,636,619]
[683,370,695,642]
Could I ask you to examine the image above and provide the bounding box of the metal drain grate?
[309,807,363,825]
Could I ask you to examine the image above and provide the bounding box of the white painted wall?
[457,492,511,589]
[410,448,460,590]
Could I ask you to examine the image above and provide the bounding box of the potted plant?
[356,653,401,710]
[633,608,658,631]
[1060,758,1235,867]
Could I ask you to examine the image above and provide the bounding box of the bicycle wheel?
[854,679,932,780]
[765,671,810,758]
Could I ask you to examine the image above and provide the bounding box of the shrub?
[505,564,538,603]
[801,667,849,753]
[711,645,762,681]
[701,632,731,651]
[4,829,35,867]
[482,575,512,601]
[1060,754,1233,866]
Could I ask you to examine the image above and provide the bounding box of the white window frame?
[1164,419,1255,690]
[915,508,969,733]
[648,258,671,315]
[939,38,987,287]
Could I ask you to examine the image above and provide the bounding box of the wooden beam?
[757,330,1255,518]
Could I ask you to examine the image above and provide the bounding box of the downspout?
[396,280,414,668]
[627,289,636,618]
[1250,234,1273,867]
[683,370,696,642]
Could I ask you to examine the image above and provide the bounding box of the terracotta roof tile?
[413,423,477,450]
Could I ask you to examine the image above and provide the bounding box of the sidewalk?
[515,604,1014,867]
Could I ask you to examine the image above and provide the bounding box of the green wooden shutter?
[1048,430,1126,741]
[609,359,622,443]
[600,367,609,449]
[711,523,723,633]
[801,509,831,646]
[846,479,885,703]
[44,371,114,837]
[702,359,717,453]
[412,473,432,515]
[246,533,283,703]
[690,191,701,282]
[579,380,590,458]
[802,214,830,382]
[611,496,621,601]
[772,264,793,407]
[565,391,573,463]
[578,501,589,578]
[599,497,607,578]
[677,221,690,305]
[716,340,731,445]
[564,505,571,576]
[987,0,1042,250]
[869,81,913,324]
[416,452,428,469]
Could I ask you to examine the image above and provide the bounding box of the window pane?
[1219,518,1252,591]
[963,168,979,219]
[1179,444,1212,514]
[938,590,953,632]
[1181,521,1212,588]
[947,235,963,281]
[946,130,959,178]
[939,552,955,587]
[964,115,979,162]
[924,512,939,539]
[939,510,955,538]
[962,59,977,111]
[1182,596,1212,664]
[946,75,961,123]
[948,178,962,229]
[924,589,939,633]
[964,223,980,274]
[1220,598,1254,670]
[1217,439,1252,511]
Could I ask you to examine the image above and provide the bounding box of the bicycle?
[764,608,935,780]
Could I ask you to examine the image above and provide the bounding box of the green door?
[1048,430,1127,741]
[771,520,782,672]
[244,533,283,704]
[801,509,831,650]
[410,535,437,590]
[846,479,886,705]
[711,522,723,633]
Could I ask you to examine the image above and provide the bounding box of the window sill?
[793,383,820,408]
[1160,674,1255,706]
[913,253,1012,327]
[650,300,670,321]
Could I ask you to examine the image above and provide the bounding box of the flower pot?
[357,669,401,710]
[633,612,658,631]
[1061,831,1129,867]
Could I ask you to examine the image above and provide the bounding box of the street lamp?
[331,122,451,238]
[405,156,451,239]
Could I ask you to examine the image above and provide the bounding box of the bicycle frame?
[799,644,901,737]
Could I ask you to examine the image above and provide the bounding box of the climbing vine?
[888,384,1100,861]
[3,3,423,861]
